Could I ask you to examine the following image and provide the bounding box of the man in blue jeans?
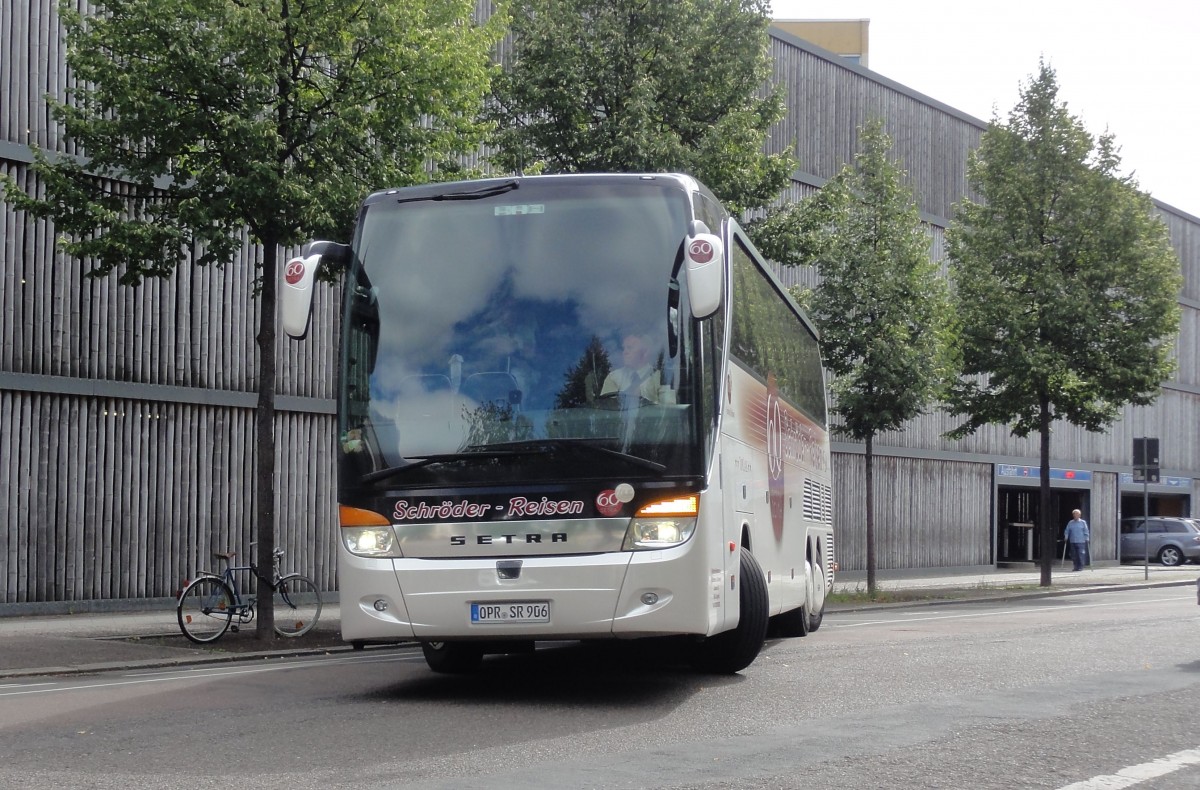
[1064,509,1090,571]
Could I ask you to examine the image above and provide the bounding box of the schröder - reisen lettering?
[393,496,585,522]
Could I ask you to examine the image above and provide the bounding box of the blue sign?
[996,465,1092,481]
[1119,473,1192,488]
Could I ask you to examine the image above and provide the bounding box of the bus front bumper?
[338,544,715,643]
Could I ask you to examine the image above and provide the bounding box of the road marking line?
[1057,747,1200,789]
[832,595,1190,628]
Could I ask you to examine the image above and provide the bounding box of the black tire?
[177,576,235,644]
[769,602,809,638]
[692,549,769,674]
[422,641,485,674]
[272,574,322,637]
[1159,545,1185,567]
[769,558,825,637]
[808,603,825,632]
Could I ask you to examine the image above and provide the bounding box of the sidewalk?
[1,563,1197,680]
[831,560,1200,598]
[0,604,357,680]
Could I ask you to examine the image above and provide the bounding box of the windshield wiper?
[359,438,666,485]
[360,446,536,485]
[471,439,667,475]
[395,180,519,205]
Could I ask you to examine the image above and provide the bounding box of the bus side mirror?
[684,233,723,319]
[281,240,350,339]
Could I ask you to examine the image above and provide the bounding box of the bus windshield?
[339,178,703,489]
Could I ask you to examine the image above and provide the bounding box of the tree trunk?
[254,239,279,640]
[865,433,876,597]
[1038,394,1054,588]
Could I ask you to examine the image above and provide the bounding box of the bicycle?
[176,546,322,644]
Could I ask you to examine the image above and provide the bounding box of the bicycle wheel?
[177,576,235,644]
[272,574,322,637]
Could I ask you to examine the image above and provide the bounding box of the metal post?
[1142,474,1150,581]
[1133,436,1159,582]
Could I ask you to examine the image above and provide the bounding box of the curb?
[825,578,1195,614]
[0,640,417,681]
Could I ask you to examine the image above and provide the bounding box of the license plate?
[470,601,550,624]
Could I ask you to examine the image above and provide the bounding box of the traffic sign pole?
[1133,438,1161,581]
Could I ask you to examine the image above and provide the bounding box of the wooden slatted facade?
[833,455,994,570]
[2,4,1197,604]
[2,0,344,605]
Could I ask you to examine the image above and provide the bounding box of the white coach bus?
[282,173,834,673]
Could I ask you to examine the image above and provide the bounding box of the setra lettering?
[448,532,568,546]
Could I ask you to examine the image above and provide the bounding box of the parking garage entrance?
[1119,474,1192,521]
[996,466,1091,565]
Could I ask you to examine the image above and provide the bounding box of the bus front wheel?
[692,549,769,674]
[421,641,484,674]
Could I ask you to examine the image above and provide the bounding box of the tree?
[2,0,502,638]
[946,62,1182,587]
[554,336,612,409]
[752,120,953,596]
[487,0,793,213]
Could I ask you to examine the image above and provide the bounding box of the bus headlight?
[342,526,401,557]
[340,505,402,558]
[622,495,698,551]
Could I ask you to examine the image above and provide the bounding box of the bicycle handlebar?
[246,541,287,559]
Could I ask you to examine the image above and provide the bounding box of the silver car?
[1119,517,1200,567]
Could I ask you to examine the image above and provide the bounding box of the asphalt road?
[1,587,1198,790]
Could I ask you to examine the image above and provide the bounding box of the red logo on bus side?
[766,376,785,543]
[285,259,306,285]
[595,489,623,517]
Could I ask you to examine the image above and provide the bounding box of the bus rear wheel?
[806,558,826,633]
[769,602,809,638]
[692,549,769,674]
[770,559,822,638]
[421,641,484,674]
[807,600,825,632]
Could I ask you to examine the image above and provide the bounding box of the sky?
[769,0,1200,215]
